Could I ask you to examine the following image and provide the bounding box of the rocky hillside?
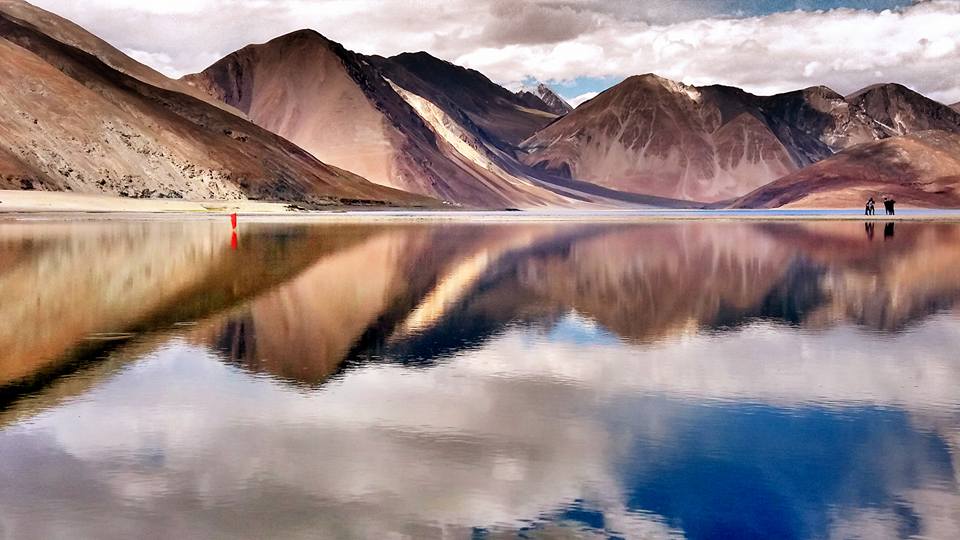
[520,75,799,202]
[0,0,242,116]
[847,84,960,135]
[185,32,583,208]
[521,75,960,203]
[733,130,960,208]
[0,1,427,206]
[369,52,559,149]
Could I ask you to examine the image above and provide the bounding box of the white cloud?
[26,0,960,102]
[568,91,599,107]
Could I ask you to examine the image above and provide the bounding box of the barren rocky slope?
[521,75,960,203]
[0,2,426,206]
[369,52,559,149]
[755,85,884,166]
[185,32,580,208]
[520,75,799,202]
[847,84,960,135]
[733,130,960,208]
[0,0,242,116]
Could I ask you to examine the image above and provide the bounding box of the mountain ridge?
[520,74,960,203]
[0,5,427,206]
[186,32,630,208]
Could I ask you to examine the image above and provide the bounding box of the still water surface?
[1,219,959,539]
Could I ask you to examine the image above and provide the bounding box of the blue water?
[0,219,958,539]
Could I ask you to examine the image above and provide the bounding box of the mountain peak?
[260,28,342,52]
[845,82,960,136]
[517,81,573,115]
[801,85,844,100]
[615,74,701,102]
[845,82,917,101]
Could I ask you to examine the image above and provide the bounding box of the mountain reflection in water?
[1,220,959,539]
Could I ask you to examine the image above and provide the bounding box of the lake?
[1,218,958,539]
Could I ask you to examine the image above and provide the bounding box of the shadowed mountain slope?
[369,52,559,148]
[846,84,960,135]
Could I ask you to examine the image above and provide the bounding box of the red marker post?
[229,213,239,250]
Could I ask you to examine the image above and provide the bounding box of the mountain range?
[0,0,429,207]
[2,0,960,209]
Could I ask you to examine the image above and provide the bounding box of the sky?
[30,0,960,105]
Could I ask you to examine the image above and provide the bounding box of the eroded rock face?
[756,85,884,166]
[535,83,575,115]
[0,4,426,206]
[847,84,960,136]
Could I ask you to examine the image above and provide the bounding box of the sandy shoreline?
[2,190,960,222]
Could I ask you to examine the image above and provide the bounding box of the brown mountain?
[185,33,577,208]
[733,130,960,208]
[369,52,559,148]
[519,74,799,202]
[363,52,685,207]
[0,1,423,206]
[846,84,960,135]
[0,0,241,116]
[756,85,884,166]
[952,102,960,113]
[521,75,960,204]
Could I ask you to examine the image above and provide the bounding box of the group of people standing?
[865,196,896,215]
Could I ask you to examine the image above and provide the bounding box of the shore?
[2,190,960,222]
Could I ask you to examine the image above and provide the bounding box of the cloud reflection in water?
[0,220,959,538]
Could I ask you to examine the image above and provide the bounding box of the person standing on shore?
[883,197,896,215]
[865,197,875,215]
